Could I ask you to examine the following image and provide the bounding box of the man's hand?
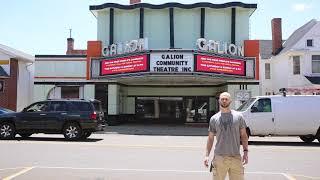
[204,156,209,167]
[205,132,214,168]
[242,151,248,165]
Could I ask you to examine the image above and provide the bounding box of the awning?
[0,66,9,77]
[305,76,320,85]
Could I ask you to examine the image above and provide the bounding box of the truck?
[237,95,320,143]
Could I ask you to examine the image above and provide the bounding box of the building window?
[312,55,320,73]
[61,86,79,99]
[265,63,270,79]
[307,39,313,47]
[293,56,300,75]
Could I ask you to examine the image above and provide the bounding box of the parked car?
[0,99,105,140]
[237,95,320,143]
[0,107,14,114]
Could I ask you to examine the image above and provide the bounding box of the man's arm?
[240,128,248,164]
[204,131,215,167]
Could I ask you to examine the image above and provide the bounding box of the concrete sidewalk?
[98,124,209,136]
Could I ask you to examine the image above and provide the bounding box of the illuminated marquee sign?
[100,55,148,75]
[150,52,194,73]
[196,38,244,57]
[196,55,245,76]
[102,38,148,57]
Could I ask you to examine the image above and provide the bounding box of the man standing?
[204,92,249,180]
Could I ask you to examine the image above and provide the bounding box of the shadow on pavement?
[14,137,103,142]
[100,124,208,136]
[249,141,320,147]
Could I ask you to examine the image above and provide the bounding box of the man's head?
[219,92,232,109]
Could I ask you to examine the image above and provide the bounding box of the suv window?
[69,102,93,111]
[26,102,49,112]
[49,101,68,112]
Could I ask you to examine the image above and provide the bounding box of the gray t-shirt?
[208,110,247,156]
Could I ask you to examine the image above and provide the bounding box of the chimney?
[271,18,283,55]
[130,0,141,4]
[67,38,74,55]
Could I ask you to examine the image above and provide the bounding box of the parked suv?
[0,99,105,140]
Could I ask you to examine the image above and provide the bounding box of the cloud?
[292,3,311,12]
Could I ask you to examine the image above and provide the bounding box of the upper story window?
[293,56,300,75]
[307,39,313,47]
[265,63,270,79]
[312,55,320,73]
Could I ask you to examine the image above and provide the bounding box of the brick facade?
[272,18,283,55]
[0,59,18,111]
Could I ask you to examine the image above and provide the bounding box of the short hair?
[219,92,231,100]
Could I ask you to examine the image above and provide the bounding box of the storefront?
[35,2,260,124]
[86,2,259,123]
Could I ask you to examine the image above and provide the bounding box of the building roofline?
[90,2,257,11]
[0,44,34,62]
[35,55,87,58]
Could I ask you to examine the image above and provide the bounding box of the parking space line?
[3,166,34,180]
[35,166,314,179]
[281,173,297,180]
[3,166,317,179]
[1,140,320,152]
[246,171,286,175]
[37,166,206,173]
[290,174,320,179]
[0,167,26,171]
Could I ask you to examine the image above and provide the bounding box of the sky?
[0,0,319,55]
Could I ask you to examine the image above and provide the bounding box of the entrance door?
[159,97,183,123]
[184,97,209,123]
[135,97,183,123]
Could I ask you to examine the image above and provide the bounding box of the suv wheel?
[63,123,82,140]
[0,122,15,140]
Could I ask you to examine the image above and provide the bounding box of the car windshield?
[236,98,256,111]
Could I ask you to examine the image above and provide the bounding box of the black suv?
[0,99,105,140]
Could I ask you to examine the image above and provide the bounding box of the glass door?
[184,97,209,123]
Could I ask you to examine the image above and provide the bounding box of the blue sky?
[0,0,319,55]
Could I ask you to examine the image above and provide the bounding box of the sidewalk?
[98,124,209,136]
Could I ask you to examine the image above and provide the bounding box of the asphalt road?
[0,132,319,180]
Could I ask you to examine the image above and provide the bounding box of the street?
[0,125,319,180]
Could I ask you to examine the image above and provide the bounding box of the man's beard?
[220,102,231,108]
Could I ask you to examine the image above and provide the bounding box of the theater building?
[35,2,260,124]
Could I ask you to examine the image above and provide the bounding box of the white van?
[237,95,320,143]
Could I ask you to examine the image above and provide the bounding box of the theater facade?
[35,2,260,124]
